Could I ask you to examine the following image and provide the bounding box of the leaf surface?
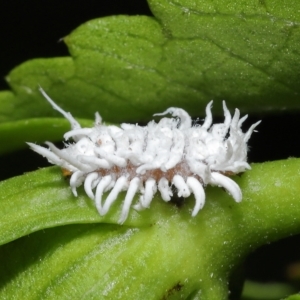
[0,1,299,123]
[1,159,300,298]
[0,118,93,155]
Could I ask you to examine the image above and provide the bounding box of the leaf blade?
[1,6,300,124]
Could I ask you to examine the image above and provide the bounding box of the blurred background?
[0,1,300,299]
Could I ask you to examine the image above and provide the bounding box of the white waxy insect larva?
[238,114,248,128]
[222,100,231,129]
[186,177,205,217]
[77,155,111,169]
[119,177,141,224]
[244,121,262,143]
[39,87,81,132]
[70,170,85,197]
[105,178,116,192]
[163,129,185,170]
[154,107,192,130]
[172,175,191,198]
[95,148,127,168]
[95,112,102,125]
[45,142,91,172]
[29,88,260,223]
[100,176,128,216]
[202,100,213,130]
[158,177,173,202]
[141,178,157,208]
[95,175,112,213]
[64,128,94,141]
[27,142,62,166]
[84,172,99,200]
[210,172,242,203]
[231,109,241,131]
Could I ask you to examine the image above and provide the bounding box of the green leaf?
[148,0,300,102]
[1,158,300,298]
[241,280,298,300]
[284,295,300,300]
[0,118,93,155]
[0,223,223,299]
[0,58,75,123]
[0,167,146,246]
[1,1,300,124]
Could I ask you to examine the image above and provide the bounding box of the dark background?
[0,0,300,289]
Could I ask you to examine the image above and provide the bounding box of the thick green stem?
[0,159,300,298]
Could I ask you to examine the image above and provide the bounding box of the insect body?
[28,88,260,223]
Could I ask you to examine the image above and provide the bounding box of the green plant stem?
[1,158,300,298]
